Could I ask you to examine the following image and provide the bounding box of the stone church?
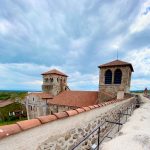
[25,59,134,119]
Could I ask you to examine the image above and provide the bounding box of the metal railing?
[71,99,139,150]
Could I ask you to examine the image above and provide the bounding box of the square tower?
[98,59,134,96]
[41,69,69,96]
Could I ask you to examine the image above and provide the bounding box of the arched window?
[105,69,112,84]
[114,69,122,84]
[50,78,53,82]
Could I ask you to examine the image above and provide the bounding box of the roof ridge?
[98,59,134,72]
[41,69,68,77]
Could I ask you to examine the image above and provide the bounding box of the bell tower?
[98,59,134,96]
[41,69,69,96]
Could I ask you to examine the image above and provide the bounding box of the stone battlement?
[0,96,136,150]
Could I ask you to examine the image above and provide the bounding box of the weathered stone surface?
[34,98,136,150]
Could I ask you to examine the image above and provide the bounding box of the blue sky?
[0,0,150,91]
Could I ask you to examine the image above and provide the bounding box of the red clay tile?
[100,103,105,106]
[94,105,99,108]
[98,104,103,107]
[99,59,134,72]
[17,119,41,130]
[105,102,109,105]
[66,110,78,116]
[0,124,21,139]
[53,111,68,119]
[41,69,68,77]
[82,107,91,111]
[37,115,57,124]
[75,108,85,113]
[49,91,98,107]
[88,106,95,109]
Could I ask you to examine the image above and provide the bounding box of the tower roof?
[98,59,134,72]
[41,69,68,77]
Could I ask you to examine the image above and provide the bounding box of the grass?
[0,118,27,126]
[0,91,27,101]
[0,102,27,121]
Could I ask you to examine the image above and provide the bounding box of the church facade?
[25,59,133,119]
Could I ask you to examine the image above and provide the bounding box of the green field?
[0,91,27,124]
[0,117,27,126]
[0,91,27,101]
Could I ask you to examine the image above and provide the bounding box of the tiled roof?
[48,91,99,107]
[0,98,127,140]
[0,100,14,108]
[99,59,134,71]
[28,92,53,99]
[41,69,68,77]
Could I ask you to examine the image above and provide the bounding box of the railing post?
[126,107,128,121]
[118,111,121,132]
[97,127,100,149]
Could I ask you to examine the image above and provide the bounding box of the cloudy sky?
[0,0,150,91]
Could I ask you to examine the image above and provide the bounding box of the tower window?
[50,78,53,82]
[105,69,112,84]
[44,78,48,82]
[114,69,122,84]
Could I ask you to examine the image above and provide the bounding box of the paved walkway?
[100,95,150,150]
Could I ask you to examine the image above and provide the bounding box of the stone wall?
[42,74,68,96]
[48,104,78,114]
[38,97,135,150]
[0,97,136,150]
[26,95,48,119]
[98,91,115,103]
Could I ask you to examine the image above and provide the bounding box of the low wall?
[0,97,136,150]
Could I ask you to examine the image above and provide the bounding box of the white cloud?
[123,48,150,90]
[124,48,150,77]
[0,20,12,35]
[0,63,63,90]
[130,0,150,33]
[131,78,150,90]
[68,71,99,90]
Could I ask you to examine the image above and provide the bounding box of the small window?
[44,78,48,82]
[105,69,112,84]
[33,97,34,101]
[114,69,122,84]
[50,78,53,82]
[57,78,59,82]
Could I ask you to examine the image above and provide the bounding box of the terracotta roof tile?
[53,112,68,119]
[28,92,53,99]
[49,91,98,107]
[88,105,95,109]
[82,107,91,111]
[99,59,134,72]
[75,108,85,113]
[94,105,99,108]
[41,69,68,77]
[66,110,78,116]
[0,124,21,139]
[37,115,57,124]
[16,119,41,130]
